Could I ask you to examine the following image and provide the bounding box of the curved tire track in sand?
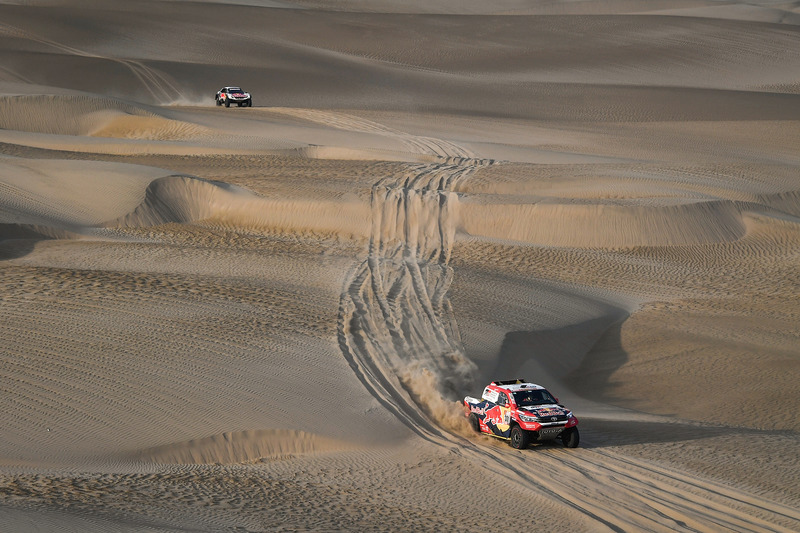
[462,443,800,532]
[338,155,800,531]
[0,22,183,103]
[268,108,475,159]
[338,159,488,437]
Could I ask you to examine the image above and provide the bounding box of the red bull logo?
[535,408,562,417]
[483,405,503,426]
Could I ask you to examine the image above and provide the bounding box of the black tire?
[215,98,221,106]
[509,425,529,450]
[224,100,230,108]
[246,99,252,107]
[562,427,580,448]
[468,413,481,433]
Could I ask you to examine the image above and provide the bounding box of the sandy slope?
[0,1,799,531]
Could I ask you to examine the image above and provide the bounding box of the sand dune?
[109,175,370,239]
[0,157,170,229]
[461,197,747,247]
[0,94,207,139]
[0,1,798,531]
[132,429,354,465]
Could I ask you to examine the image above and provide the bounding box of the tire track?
[336,146,799,531]
[339,159,487,425]
[0,22,183,102]
[476,445,799,532]
[268,108,475,159]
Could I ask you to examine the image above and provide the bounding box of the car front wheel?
[509,425,529,450]
[561,427,580,448]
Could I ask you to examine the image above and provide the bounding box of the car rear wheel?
[561,427,579,448]
[509,425,529,450]
[468,413,480,433]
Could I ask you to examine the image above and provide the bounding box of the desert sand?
[0,0,799,531]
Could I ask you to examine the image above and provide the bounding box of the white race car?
[215,86,252,107]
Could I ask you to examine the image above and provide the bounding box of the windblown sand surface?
[1,1,799,531]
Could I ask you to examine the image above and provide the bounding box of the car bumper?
[518,416,577,434]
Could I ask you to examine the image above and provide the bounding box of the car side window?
[497,392,508,406]
[482,388,499,404]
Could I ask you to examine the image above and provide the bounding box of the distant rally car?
[215,86,252,107]
[464,379,579,449]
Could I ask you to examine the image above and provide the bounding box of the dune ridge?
[0,95,165,136]
[0,157,169,229]
[461,197,747,248]
[130,429,353,465]
[108,175,370,239]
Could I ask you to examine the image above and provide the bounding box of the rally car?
[215,86,252,107]
[464,379,579,449]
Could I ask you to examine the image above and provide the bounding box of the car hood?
[519,405,569,418]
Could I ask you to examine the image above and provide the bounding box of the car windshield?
[513,389,557,407]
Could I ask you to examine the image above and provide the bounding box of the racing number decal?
[499,406,511,432]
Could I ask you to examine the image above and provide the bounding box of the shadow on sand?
[0,225,48,260]
[481,313,629,395]
[578,417,796,448]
